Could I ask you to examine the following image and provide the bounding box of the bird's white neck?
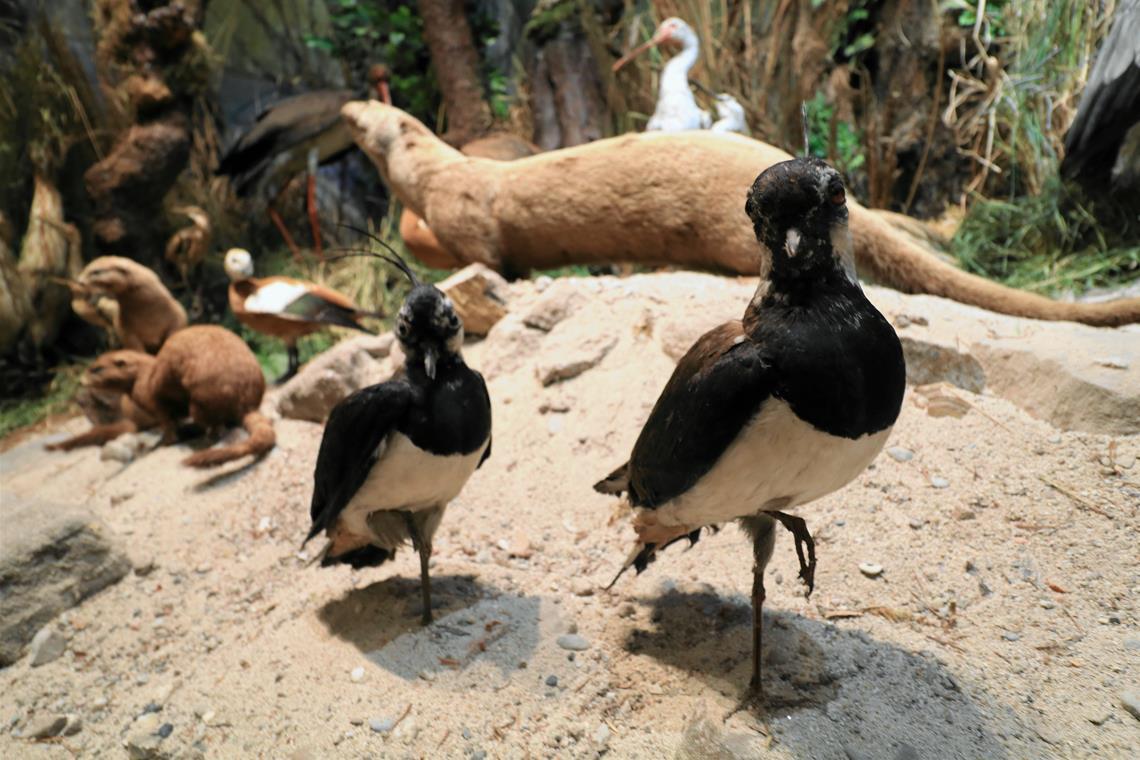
[658,37,700,109]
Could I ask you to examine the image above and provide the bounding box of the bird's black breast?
[757,281,905,439]
[399,363,492,457]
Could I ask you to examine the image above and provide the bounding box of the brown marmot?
[79,256,188,352]
[57,326,275,467]
[46,351,158,451]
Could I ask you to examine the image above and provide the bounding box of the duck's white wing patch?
[643,399,891,531]
[244,281,309,314]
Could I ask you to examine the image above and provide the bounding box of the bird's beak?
[378,81,391,106]
[612,28,671,72]
[423,347,437,380]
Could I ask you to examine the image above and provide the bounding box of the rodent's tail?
[183,411,276,468]
[850,208,1140,328]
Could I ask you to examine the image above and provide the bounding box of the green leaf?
[843,33,875,57]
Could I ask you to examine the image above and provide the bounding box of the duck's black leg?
[275,345,300,385]
[403,511,433,625]
[772,511,816,597]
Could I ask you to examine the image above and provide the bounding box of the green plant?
[804,91,865,177]
[0,364,83,440]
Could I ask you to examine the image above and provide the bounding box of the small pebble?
[157,723,173,738]
[1039,600,1055,609]
[369,716,395,733]
[1003,632,1021,642]
[461,727,473,740]
[24,714,68,739]
[930,476,950,489]
[1085,709,1111,725]
[350,666,365,683]
[28,626,67,667]
[594,723,611,746]
[953,508,976,521]
[556,634,590,652]
[886,447,913,462]
[471,751,487,760]
[545,675,559,687]
[858,562,883,578]
[1122,690,1140,721]
[617,603,635,618]
[1124,637,1140,651]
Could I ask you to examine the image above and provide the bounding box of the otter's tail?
[850,208,1140,328]
[183,411,276,468]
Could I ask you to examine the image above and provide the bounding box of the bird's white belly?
[646,400,891,530]
[244,281,308,313]
[339,432,487,540]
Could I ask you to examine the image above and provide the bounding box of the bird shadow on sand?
[318,574,542,682]
[625,589,1010,759]
[189,453,269,492]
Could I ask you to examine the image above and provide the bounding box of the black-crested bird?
[304,242,492,624]
[595,157,906,695]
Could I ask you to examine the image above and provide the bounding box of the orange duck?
[223,248,379,383]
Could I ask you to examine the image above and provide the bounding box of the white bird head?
[223,248,255,280]
[612,16,699,72]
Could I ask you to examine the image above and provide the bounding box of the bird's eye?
[396,321,410,338]
[448,313,460,328]
[830,188,846,206]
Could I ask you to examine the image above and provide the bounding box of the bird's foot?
[772,512,816,597]
[724,680,768,721]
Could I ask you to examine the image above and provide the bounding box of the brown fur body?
[399,133,539,268]
[47,352,158,452]
[79,256,188,352]
[345,101,1138,327]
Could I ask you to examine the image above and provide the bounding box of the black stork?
[216,64,392,261]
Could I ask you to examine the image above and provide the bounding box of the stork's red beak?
[377,80,392,106]
[611,27,673,72]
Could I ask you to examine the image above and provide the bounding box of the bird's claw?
[772,512,816,597]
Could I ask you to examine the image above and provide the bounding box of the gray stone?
[276,334,395,422]
[887,447,913,462]
[100,433,142,463]
[369,716,395,733]
[556,634,590,651]
[1124,637,1140,651]
[545,675,558,687]
[126,732,168,760]
[62,713,82,736]
[522,280,586,331]
[27,625,67,666]
[909,517,926,529]
[673,714,764,759]
[0,499,130,666]
[535,323,617,386]
[25,714,68,739]
[859,562,883,578]
[930,476,950,489]
[1122,690,1140,721]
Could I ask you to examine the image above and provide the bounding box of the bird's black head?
[745,157,854,281]
[396,285,463,380]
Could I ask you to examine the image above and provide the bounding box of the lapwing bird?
[223,248,379,383]
[304,244,491,625]
[595,157,906,694]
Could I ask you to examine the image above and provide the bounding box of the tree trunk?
[84,0,208,263]
[528,26,607,149]
[418,0,493,146]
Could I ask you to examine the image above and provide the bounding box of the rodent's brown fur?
[345,101,1138,327]
[68,327,275,467]
[79,256,188,352]
[46,351,158,452]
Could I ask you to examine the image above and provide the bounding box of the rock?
[1002,632,1021,642]
[0,499,130,666]
[25,713,68,739]
[953,507,976,521]
[1085,709,1111,725]
[673,714,764,759]
[930,476,950,489]
[350,666,365,683]
[908,517,926,530]
[436,264,510,336]
[894,744,919,760]
[618,603,636,618]
[534,322,618,386]
[886,446,913,462]
[522,280,586,331]
[858,563,883,578]
[470,751,487,760]
[101,433,142,463]
[369,716,395,733]
[27,625,67,666]
[126,732,167,760]
[593,722,611,747]
[62,713,82,736]
[277,334,395,422]
[897,334,986,393]
[545,675,559,687]
[556,634,590,651]
[504,530,534,559]
[1124,637,1140,651]
[1122,689,1140,721]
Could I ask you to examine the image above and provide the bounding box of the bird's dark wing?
[1061,0,1140,184]
[625,321,775,509]
[280,291,375,333]
[216,89,355,187]
[306,380,415,542]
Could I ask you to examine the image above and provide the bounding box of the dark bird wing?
[281,291,376,332]
[621,321,775,509]
[1061,0,1140,185]
[306,381,415,542]
[216,89,355,193]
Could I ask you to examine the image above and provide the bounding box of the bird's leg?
[306,147,323,261]
[267,205,303,264]
[402,511,433,625]
[274,345,300,385]
[772,512,816,597]
[750,550,766,693]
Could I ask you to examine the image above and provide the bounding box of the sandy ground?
[1,274,1138,759]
